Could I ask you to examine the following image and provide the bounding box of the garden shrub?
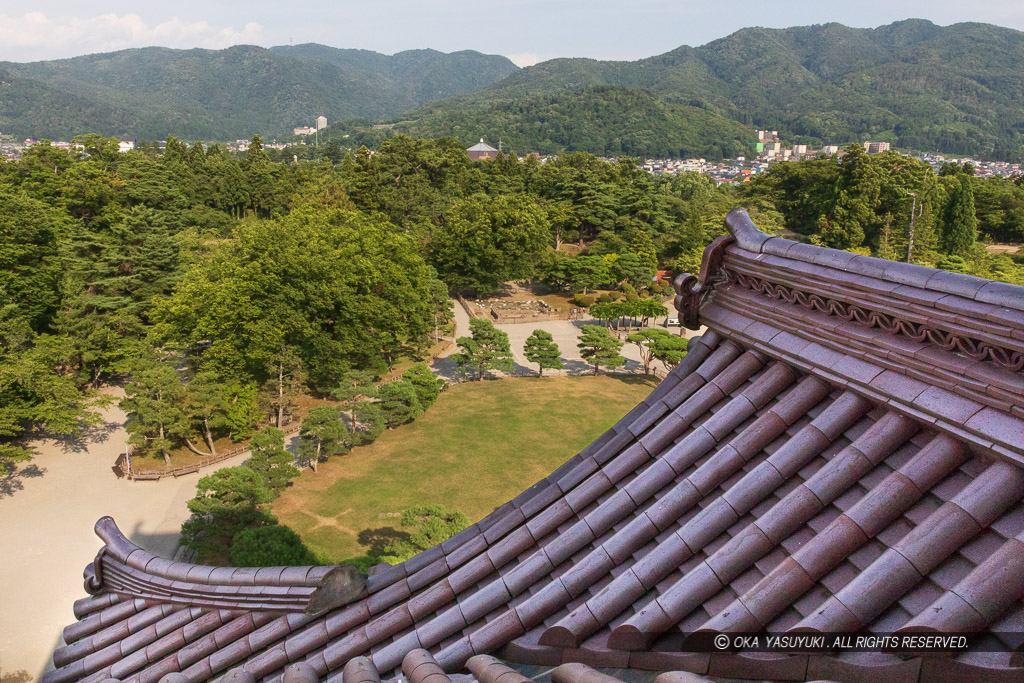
[230,524,319,567]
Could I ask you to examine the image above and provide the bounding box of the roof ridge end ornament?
[674,233,734,330]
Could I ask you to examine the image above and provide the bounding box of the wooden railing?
[120,422,303,481]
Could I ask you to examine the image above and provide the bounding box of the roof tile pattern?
[47,210,1024,682]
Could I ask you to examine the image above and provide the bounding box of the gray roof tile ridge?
[725,207,1024,313]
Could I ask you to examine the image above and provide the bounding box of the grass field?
[273,374,658,563]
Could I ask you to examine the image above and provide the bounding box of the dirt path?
[0,389,257,682]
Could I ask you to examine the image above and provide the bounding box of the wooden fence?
[119,421,303,481]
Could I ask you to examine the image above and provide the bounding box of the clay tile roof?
[47,209,1024,682]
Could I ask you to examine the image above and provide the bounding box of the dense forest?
[2,134,1023,479]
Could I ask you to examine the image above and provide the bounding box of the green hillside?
[386,86,753,159]
[0,45,518,140]
[368,19,1024,159]
[3,20,1024,158]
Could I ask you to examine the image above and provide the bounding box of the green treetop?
[121,353,188,466]
[577,325,626,375]
[181,466,275,563]
[568,254,612,294]
[630,230,658,273]
[332,370,378,434]
[244,426,299,494]
[297,406,348,471]
[523,330,563,377]
[943,175,978,257]
[379,504,469,564]
[402,364,445,408]
[452,318,515,381]
[626,328,687,375]
[378,379,425,427]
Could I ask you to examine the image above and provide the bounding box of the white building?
[316,115,327,131]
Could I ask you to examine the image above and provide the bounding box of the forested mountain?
[367,20,1024,160]
[0,46,517,140]
[2,20,1024,154]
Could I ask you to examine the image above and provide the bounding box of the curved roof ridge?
[724,208,1024,313]
[92,516,332,588]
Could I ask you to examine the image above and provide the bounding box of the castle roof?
[46,209,1024,682]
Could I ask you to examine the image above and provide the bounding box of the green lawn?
[273,374,657,563]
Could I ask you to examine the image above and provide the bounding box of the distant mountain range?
[0,45,518,140]
[2,20,1023,160]
[373,19,1024,160]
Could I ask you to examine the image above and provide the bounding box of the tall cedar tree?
[577,325,626,375]
[523,330,564,377]
[944,176,979,257]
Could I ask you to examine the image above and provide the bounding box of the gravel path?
[433,300,704,381]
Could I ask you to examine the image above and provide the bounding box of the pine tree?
[626,329,686,375]
[184,371,228,456]
[451,319,515,380]
[332,370,378,434]
[577,325,626,375]
[121,353,189,466]
[297,406,347,471]
[245,426,299,494]
[523,330,563,377]
[402,364,445,408]
[378,380,424,427]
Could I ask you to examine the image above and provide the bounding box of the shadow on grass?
[608,373,662,386]
[357,526,410,557]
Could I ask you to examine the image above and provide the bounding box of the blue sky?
[1,1,1023,64]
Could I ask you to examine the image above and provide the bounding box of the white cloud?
[506,52,540,67]
[0,12,266,61]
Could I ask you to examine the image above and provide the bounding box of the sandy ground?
[434,300,704,381]
[0,389,267,682]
